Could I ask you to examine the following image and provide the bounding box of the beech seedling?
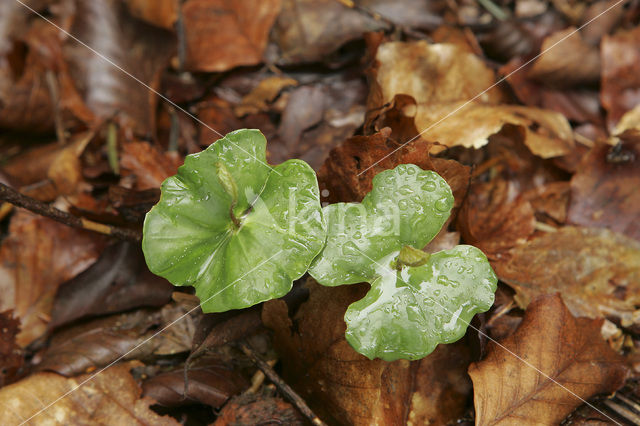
[142,130,497,362]
[142,129,325,312]
[309,164,497,361]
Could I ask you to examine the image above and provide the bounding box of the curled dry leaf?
[567,135,640,241]
[469,293,628,425]
[366,40,574,158]
[262,278,474,426]
[0,361,179,425]
[601,26,640,131]
[182,0,282,72]
[0,210,105,347]
[493,227,640,327]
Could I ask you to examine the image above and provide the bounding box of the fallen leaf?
[234,76,298,116]
[457,179,535,260]
[38,303,196,376]
[0,210,105,347]
[0,311,23,387]
[263,278,474,425]
[567,135,640,241]
[182,0,282,72]
[214,393,305,425]
[50,241,174,329]
[141,359,247,407]
[493,227,640,327]
[120,141,182,190]
[123,0,178,30]
[65,0,174,136]
[318,128,470,207]
[0,361,179,425]
[366,40,575,158]
[527,27,600,88]
[469,293,629,425]
[601,26,640,131]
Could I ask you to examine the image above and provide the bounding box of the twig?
[0,183,141,242]
[239,341,327,426]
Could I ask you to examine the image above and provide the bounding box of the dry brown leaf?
[263,278,473,426]
[182,0,281,72]
[0,210,106,346]
[469,293,629,426]
[457,179,536,260]
[123,0,178,30]
[493,226,640,327]
[528,27,600,88]
[120,141,182,190]
[366,40,574,158]
[601,26,640,131]
[47,131,93,195]
[0,361,179,425]
[214,393,305,425]
[234,76,298,116]
[567,135,640,241]
[318,128,470,207]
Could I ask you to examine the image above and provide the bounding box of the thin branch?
[0,183,141,242]
[239,341,327,426]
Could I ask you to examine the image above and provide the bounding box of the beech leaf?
[143,129,326,313]
[309,164,497,360]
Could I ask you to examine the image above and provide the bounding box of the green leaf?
[142,129,326,313]
[309,164,497,361]
[345,246,497,361]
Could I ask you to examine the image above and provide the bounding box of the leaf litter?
[1,0,640,424]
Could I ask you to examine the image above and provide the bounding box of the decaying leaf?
[214,393,305,425]
[469,293,628,425]
[0,210,105,347]
[120,141,183,190]
[567,135,640,241]
[0,361,179,425]
[493,227,640,327]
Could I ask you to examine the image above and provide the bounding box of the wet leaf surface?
[469,293,629,425]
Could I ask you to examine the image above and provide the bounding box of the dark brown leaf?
[214,393,305,425]
[50,242,173,329]
[0,311,23,387]
[142,360,247,407]
[469,293,629,425]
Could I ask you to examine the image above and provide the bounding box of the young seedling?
[309,164,497,361]
[142,129,326,312]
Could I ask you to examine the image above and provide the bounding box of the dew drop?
[353,231,362,239]
[435,197,452,212]
[422,181,436,192]
[434,289,441,296]
[406,167,416,175]
[342,241,360,256]
[399,186,413,195]
[398,199,409,210]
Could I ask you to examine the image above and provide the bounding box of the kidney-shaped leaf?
[143,129,326,312]
[309,164,497,360]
